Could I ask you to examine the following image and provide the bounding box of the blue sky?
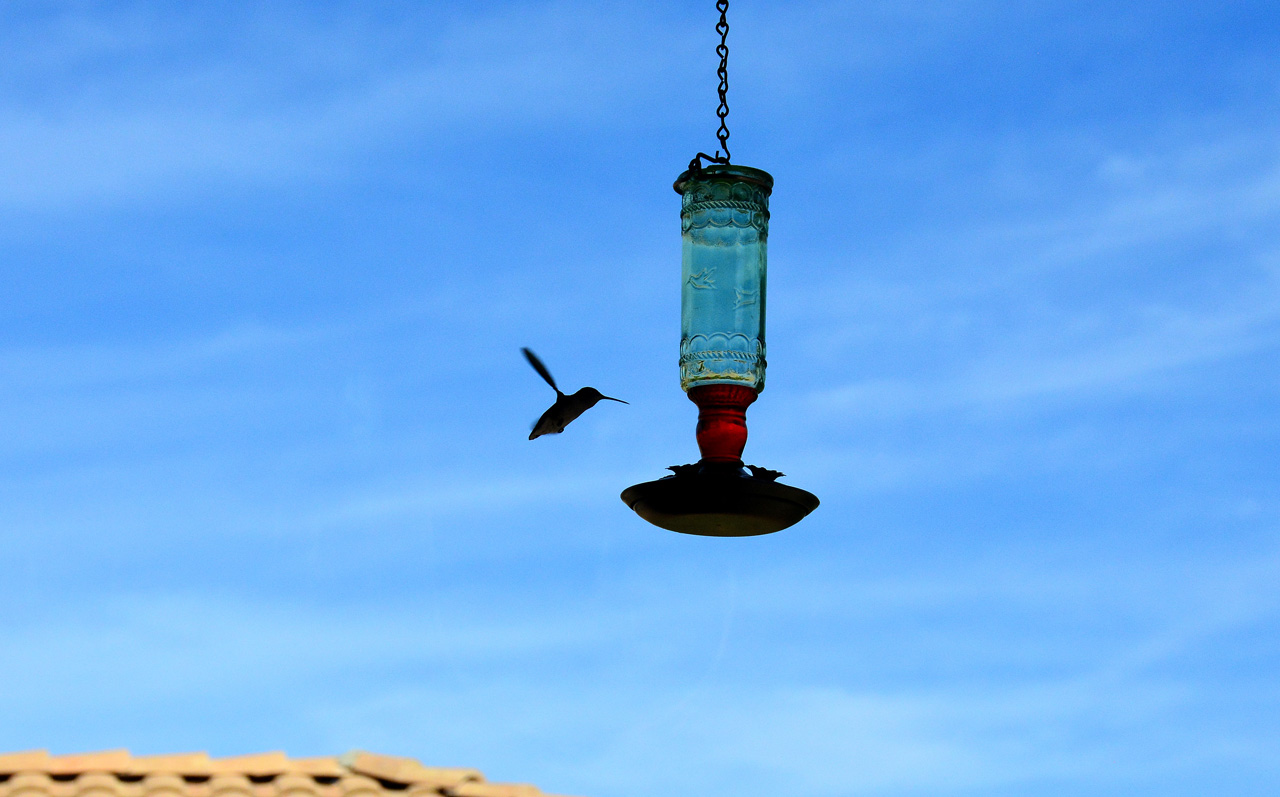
[1,1,1278,795]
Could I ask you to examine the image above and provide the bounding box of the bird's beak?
[602,396,629,404]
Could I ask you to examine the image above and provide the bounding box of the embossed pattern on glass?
[678,168,771,392]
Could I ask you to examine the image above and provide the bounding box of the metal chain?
[688,0,732,173]
[713,0,731,162]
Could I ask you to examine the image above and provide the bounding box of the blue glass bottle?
[675,165,773,393]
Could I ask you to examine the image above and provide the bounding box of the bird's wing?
[522,347,560,392]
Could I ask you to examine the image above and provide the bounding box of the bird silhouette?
[523,347,627,439]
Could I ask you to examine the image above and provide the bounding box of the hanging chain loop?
[713,0,731,160]
[688,0,732,173]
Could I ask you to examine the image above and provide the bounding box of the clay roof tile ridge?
[0,751,571,797]
[0,750,51,774]
[46,750,133,774]
[338,752,481,789]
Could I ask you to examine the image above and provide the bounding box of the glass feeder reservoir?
[678,165,772,393]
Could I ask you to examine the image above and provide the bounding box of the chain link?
[688,0,732,173]
[714,0,730,162]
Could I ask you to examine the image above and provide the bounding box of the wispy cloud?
[807,284,1280,420]
[0,4,689,210]
[789,125,1280,424]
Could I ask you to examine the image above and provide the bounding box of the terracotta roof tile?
[205,775,254,797]
[0,751,50,772]
[338,753,480,789]
[121,756,214,777]
[332,776,380,797]
[207,755,290,778]
[278,761,344,779]
[44,751,133,775]
[443,784,543,797]
[134,774,188,797]
[5,772,53,788]
[69,772,126,793]
[0,752,576,797]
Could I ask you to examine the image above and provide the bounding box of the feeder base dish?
[622,463,819,537]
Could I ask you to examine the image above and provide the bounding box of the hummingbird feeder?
[621,1,819,536]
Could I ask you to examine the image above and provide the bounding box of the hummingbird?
[523,347,628,440]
